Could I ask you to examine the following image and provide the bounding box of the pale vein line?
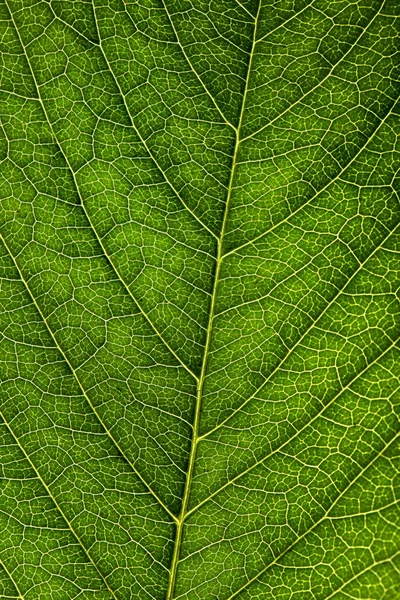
[92,0,219,241]
[47,1,100,47]
[323,550,400,600]
[225,427,400,600]
[224,97,395,258]
[165,2,263,598]
[0,415,118,600]
[109,0,234,127]
[154,0,237,129]
[240,0,386,143]
[4,0,199,383]
[0,231,178,526]
[328,497,400,520]
[202,215,399,442]
[256,0,316,44]
[187,334,400,519]
[0,560,25,600]
[0,88,38,101]
[233,0,255,20]
[216,232,352,319]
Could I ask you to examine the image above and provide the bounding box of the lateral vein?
[187,334,400,519]
[226,427,400,600]
[240,0,386,143]
[0,415,119,600]
[155,0,237,130]
[0,560,26,600]
[224,98,396,258]
[93,1,220,241]
[0,232,179,526]
[4,0,200,383]
[203,214,399,440]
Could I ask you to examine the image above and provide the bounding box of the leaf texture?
[0,0,399,598]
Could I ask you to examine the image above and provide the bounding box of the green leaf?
[0,0,399,598]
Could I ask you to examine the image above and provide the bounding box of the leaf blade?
[0,1,399,599]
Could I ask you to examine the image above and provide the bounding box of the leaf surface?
[0,0,399,598]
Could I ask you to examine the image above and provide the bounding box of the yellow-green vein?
[165,1,262,596]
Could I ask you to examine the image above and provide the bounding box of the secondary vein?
[0,560,26,600]
[224,96,395,259]
[240,0,385,143]
[4,0,200,383]
[93,1,220,242]
[0,232,178,526]
[0,415,118,600]
[202,202,399,441]
[226,426,400,600]
[186,333,400,520]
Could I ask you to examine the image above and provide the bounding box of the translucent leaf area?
[0,0,399,598]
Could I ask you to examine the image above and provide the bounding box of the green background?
[0,0,399,598]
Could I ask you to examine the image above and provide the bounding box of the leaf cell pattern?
[0,0,399,599]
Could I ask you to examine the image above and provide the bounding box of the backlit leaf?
[0,1,399,598]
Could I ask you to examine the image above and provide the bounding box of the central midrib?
[165,3,262,598]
